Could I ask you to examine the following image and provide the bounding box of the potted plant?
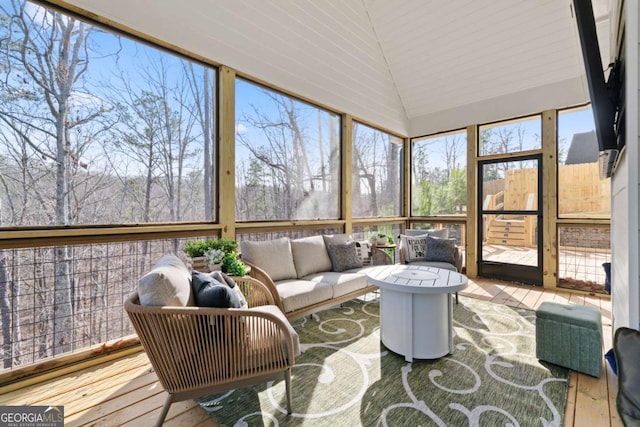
[370,232,392,246]
[222,251,247,277]
[203,248,225,271]
[183,238,243,273]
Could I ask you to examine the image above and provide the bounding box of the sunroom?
[0,0,637,426]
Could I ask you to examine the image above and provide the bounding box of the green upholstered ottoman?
[535,301,603,378]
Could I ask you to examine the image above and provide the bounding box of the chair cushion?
[138,254,193,306]
[248,305,301,357]
[326,241,362,272]
[404,228,449,238]
[291,235,332,278]
[241,237,297,282]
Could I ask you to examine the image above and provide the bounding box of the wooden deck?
[0,278,622,426]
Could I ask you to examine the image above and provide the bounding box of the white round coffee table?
[366,264,468,362]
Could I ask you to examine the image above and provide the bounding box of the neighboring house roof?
[565,130,598,165]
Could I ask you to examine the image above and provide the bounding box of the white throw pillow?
[240,237,297,282]
[291,235,332,278]
[138,254,193,306]
[399,234,428,262]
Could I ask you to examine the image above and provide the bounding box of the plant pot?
[376,237,388,245]
[189,256,210,272]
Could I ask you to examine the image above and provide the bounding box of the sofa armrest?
[243,260,285,312]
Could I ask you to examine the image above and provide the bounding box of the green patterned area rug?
[197,295,569,426]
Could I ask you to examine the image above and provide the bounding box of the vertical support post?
[219,66,236,239]
[542,109,558,288]
[403,135,411,225]
[342,114,353,235]
[465,125,478,277]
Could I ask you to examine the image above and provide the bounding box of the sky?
[4,0,597,179]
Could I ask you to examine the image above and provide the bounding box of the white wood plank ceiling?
[59,0,614,137]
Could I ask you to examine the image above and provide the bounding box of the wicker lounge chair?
[125,276,299,426]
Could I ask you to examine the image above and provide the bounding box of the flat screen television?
[572,0,620,178]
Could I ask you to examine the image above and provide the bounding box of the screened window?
[557,106,611,218]
[235,79,340,221]
[479,115,541,156]
[352,122,402,218]
[0,1,217,226]
[411,130,467,216]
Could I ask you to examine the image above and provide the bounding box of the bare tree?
[185,65,215,220]
[0,2,115,356]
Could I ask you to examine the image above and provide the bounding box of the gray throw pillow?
[192,271,243,308]
[425,235,457,264]
[327,241,362,272]
[210,271,248,308]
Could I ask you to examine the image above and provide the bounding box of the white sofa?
[241,235,388,319]
[241,232,464,319]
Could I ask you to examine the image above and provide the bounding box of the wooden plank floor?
[0,278,622,426]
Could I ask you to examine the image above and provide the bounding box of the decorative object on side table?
[368,232,396,264]
[183,238,246,275]
[370,232,394,246]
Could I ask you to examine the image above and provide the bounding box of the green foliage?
[183,238,238,258]
[184,238,246,275]
[413,166,467,216]
[222,251,247,276]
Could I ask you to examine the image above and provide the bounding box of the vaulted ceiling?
[58,0,614,137]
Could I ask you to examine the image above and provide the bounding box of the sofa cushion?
[322,233,352,246]
[425,235,457,264]
[327,241,362,272]
[291,235,332,278]
[240,237,297,282]
[275,279,333,313]
[138,254,193,306]
[399,234,428,261]
[303,271,369,298]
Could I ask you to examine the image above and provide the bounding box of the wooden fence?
[482,163,609,216]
